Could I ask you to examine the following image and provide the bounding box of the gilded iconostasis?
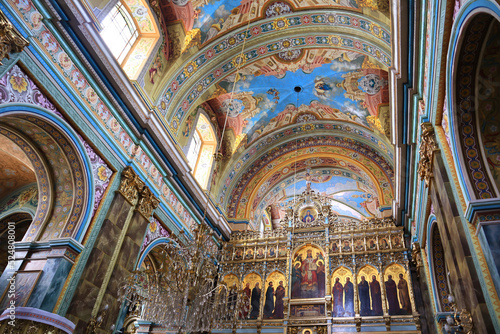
[217,188,417,332]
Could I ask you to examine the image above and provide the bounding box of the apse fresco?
[187,0,377,47]
[210,55,389,153]
[255,172,383,224]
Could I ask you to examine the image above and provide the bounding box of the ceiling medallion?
[272,18,290,30]
[277,48,302,62]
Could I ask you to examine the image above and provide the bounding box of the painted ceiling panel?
[90,0,396,226]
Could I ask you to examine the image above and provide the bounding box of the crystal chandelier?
[118,223,238,332]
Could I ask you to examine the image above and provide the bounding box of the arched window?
[99,0,160,80]
[186,114,217,189]
[101,3,138,64]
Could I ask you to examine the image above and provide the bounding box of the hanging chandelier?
[118,223,239,332]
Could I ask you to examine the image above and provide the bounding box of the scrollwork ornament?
[118,166,145,205]
[411,242,423,270]
[137,186,160,219]
[0,10,29,65]
[417,123,439,188]
[459,308,474,334]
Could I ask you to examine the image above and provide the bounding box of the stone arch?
[0,106,94,243]
[447,3,500,201]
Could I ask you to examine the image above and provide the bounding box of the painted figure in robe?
[250,283,261,319]
[385,275,399,315]
[332,277,344,316]
[344,277,355,316]
[272,281,285,319]
[300,249,319,298]
[398,274,412,314]
[240,283,251,319]
[263,282,274,318]
[370,275,383,315]
[358,276,370,316]
[292,262,302,298]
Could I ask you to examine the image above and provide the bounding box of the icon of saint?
[398,273,412,314]
[302,210,315,223]
[385,275,400,315]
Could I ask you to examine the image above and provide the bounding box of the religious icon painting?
[268,245,277,257]
[366,236,377,251]
[299,206,318,224]
[391,234,403,248]
[379,235,390,249]
[278,245,287,257]
[291,245,325,299]
[341,239,351,252]
[242,273,263,320]
[330,239,340,253]
[354,238,364,251]
[224,247,233,261]
[331,266,354,317]
[263,271,286,319]
[256,247,265,259]
[223,273,239,290]
[245,248,254,259]
[357,265,383,316]
[234,248,243,260]
[384,264,412,315]
[302,329,315,334]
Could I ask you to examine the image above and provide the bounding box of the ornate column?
[64,167,158,333]
[353,265,359,315]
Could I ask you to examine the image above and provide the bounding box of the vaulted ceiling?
[97,0,396,229]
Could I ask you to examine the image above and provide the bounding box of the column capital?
[0,10,29,65]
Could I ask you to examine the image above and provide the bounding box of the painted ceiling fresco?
[206,52,389,154]
[87,0,394,228]
[0,134,36,201]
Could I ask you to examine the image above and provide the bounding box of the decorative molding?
[0,9,28,66]
[418,123,439,188]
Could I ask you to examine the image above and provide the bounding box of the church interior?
[0,0,499,332]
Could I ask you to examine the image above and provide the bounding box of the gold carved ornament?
[0,9,29,65]
[417,123,439,188]
[411,242,423,271]
[137,186,160,219]
[118,166,145,205]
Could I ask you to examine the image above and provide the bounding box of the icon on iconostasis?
[291,245,325,299]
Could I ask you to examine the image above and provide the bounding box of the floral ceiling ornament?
[0,9,29,65]
[417,122,439,188]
